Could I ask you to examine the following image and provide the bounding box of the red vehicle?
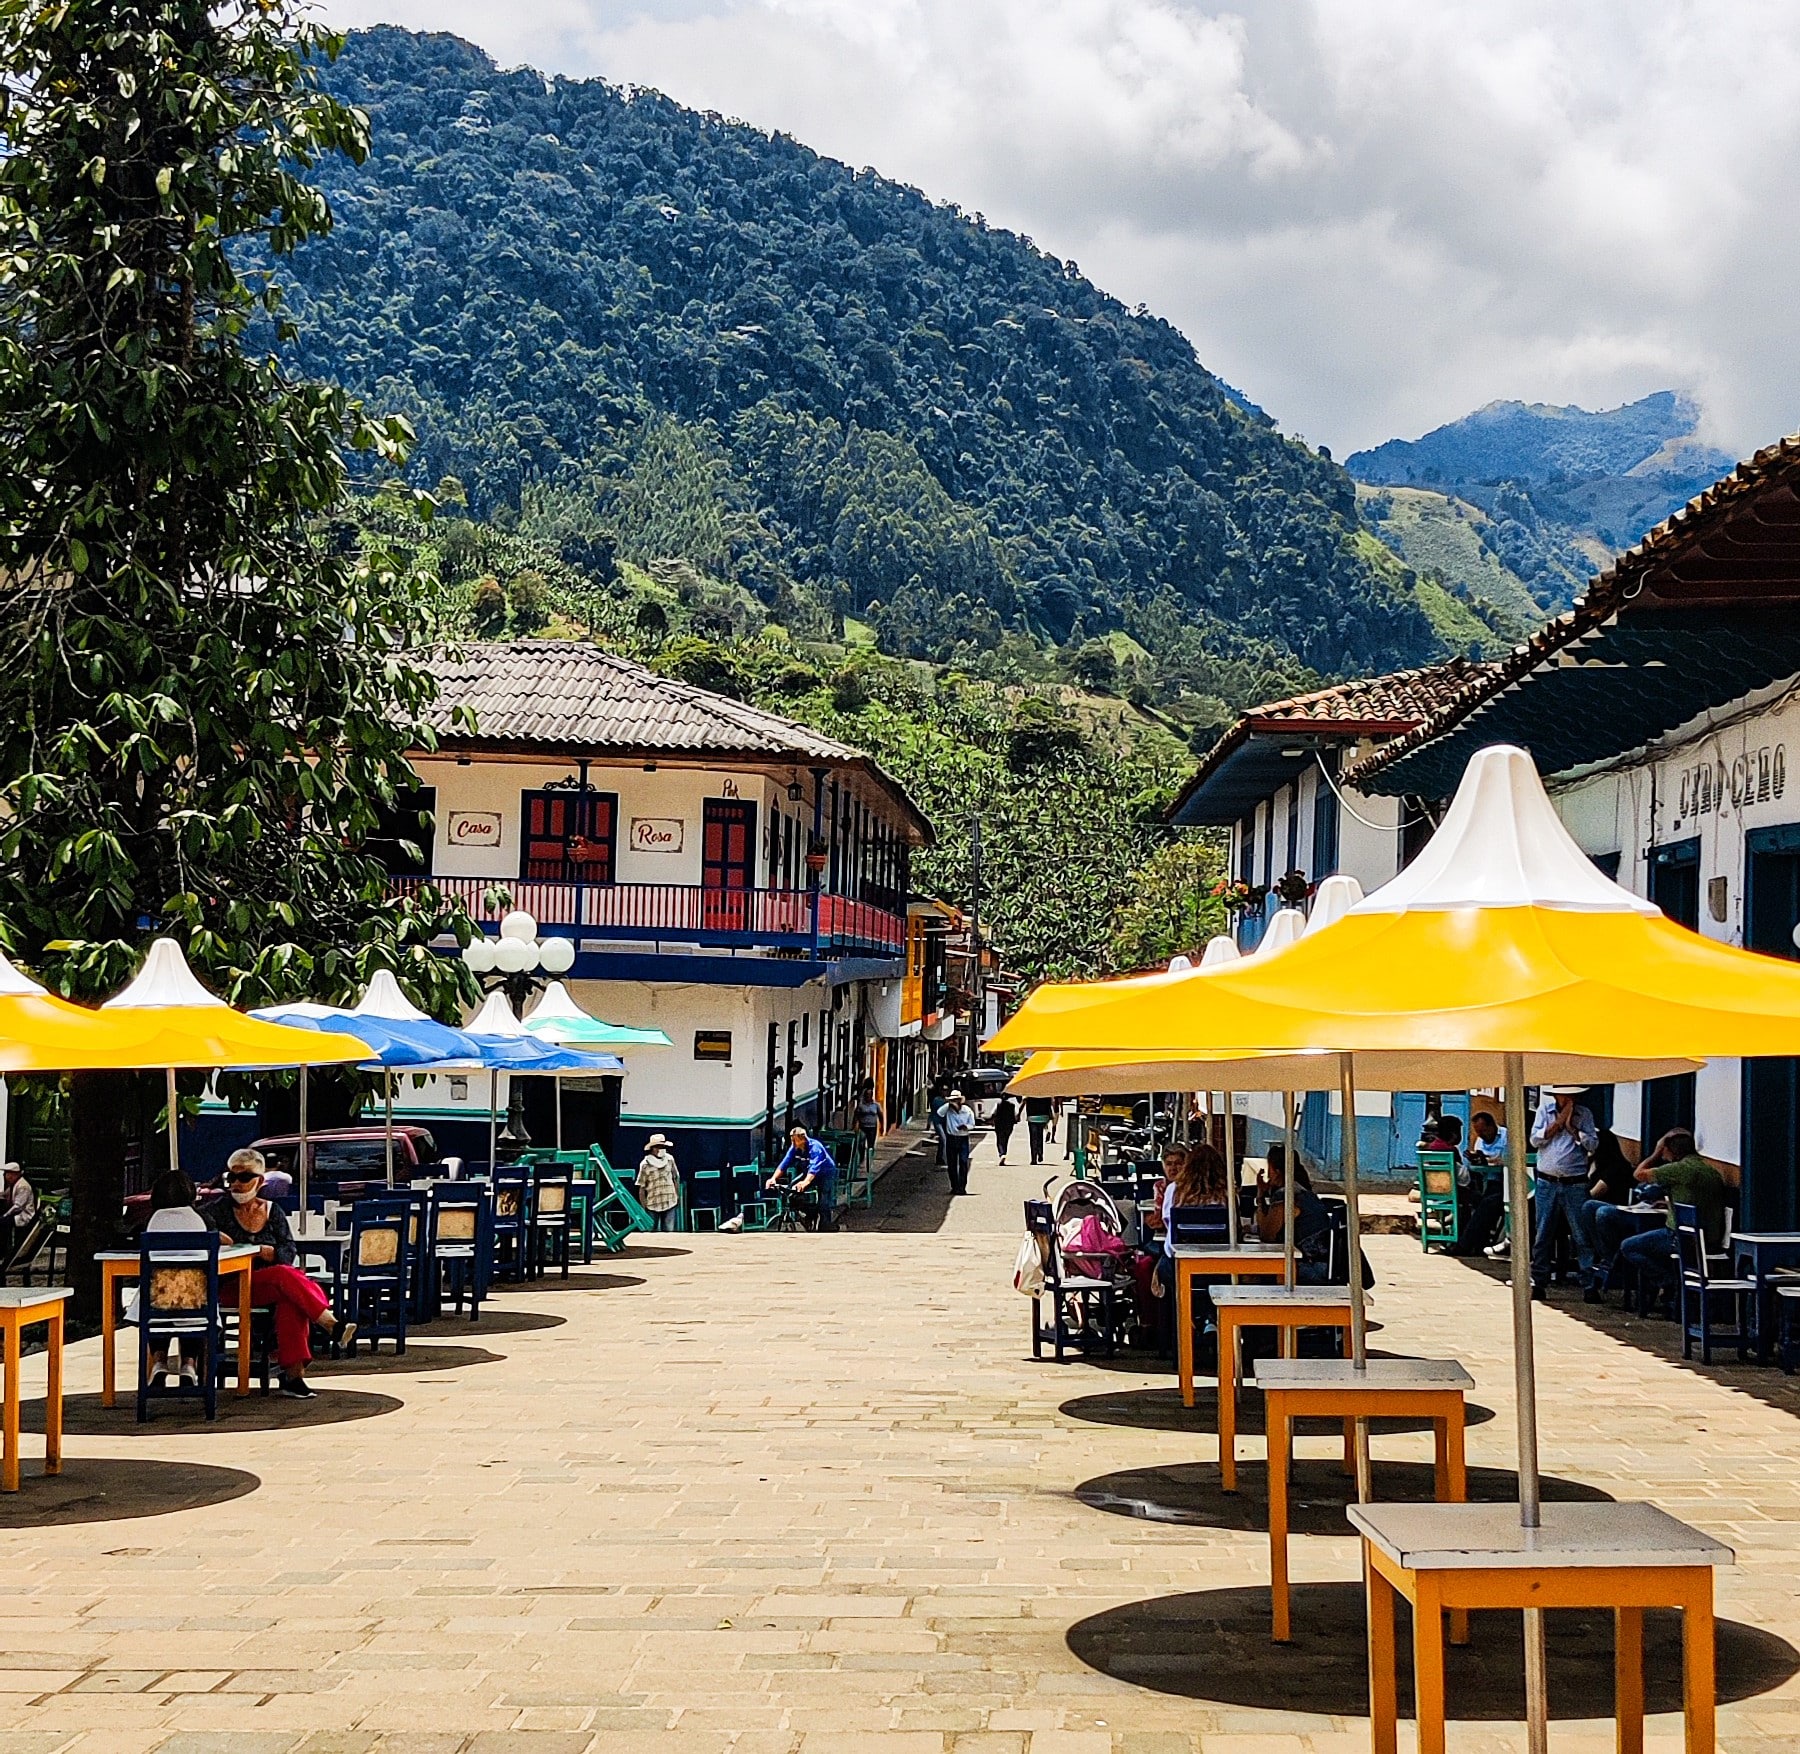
[123,1125,445,1229]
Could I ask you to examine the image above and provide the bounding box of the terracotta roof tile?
[1243,657,1495,728]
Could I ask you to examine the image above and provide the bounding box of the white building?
[1352,435,1800,1227]
[379,641,935,1172]
[1164,659,1491,1169]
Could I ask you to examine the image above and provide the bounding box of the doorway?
[1744,825,1800,1229]
[1642,840,1699,1145]
[703,798,758,931]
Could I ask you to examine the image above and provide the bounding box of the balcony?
[393,877,907,959]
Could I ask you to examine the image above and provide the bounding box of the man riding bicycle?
[765,1127,839,1232]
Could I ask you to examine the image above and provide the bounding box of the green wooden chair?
[583,1149,655,1251]
[730,1161,772,1230]
[1417,1150,1460,1251]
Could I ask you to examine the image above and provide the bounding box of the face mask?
[230,1187,259,1205]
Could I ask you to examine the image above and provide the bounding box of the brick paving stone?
[2,1129,1798,1750]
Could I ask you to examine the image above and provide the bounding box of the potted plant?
[1209,877,1267,918]
[1272,868,1314,907]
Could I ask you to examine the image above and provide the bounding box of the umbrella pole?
[385,1073,395,1189]
[1223,1090,1238,1246]
[1338,1053,1372,1503]
[165,1066,180,1177]
[1505,1054,1549,1754]
[298,1066,310,1225]
[556,1077,564,1151]
[1282,1089,1296,1293]
[489,1069,499,1176]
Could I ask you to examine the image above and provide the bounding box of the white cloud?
[318,0,1800,456]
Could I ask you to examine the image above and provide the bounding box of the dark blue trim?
[565,950,897,987]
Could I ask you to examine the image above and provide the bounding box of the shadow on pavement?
[0,1457,259,1527]
[1073,1460,1609,1533]
[1059,1384,1497,1437]
[27,1387,402,1436]
[1068,1583,1800,1716]
[500,1272,645,1293]
[426,1308,565,1337]
[866,1144,955,1234]
[614,1244,692,1259]
[312,1343,502,1376]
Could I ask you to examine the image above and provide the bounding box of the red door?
[521,790,617,882]
[702,799,757,932]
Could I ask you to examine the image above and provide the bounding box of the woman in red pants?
[203,1149,353,1398]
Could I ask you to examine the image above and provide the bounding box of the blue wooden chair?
[490,1168,530,1281]
[136,1219,222,1422]
[1674,1202,1753,1364]
[340,1202,410,1354]
[530,1169,573,1277]
[428,1186,486,1319]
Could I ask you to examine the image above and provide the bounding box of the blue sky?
[319,0,1800,460]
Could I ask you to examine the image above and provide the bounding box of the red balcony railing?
[393,877,906,956]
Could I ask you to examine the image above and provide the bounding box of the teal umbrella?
[522,982,670,1146]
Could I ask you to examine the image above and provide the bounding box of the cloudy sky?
[318,0,1800,458]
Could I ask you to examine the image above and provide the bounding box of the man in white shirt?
[941,1090,977,1196]
[1,1162,36,1260]
[1528,1087,1599,1299]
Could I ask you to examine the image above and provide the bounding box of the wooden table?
[1254,1356,1474,1643]
[1730,1232,1800,1364]
[1172,1243,1291,1408]
[1,1287,71,1492]
[97,1244,260,1408]
[1210,1286,1358,1491]
[1352,1501,1730,1754]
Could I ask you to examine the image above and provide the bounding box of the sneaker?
[280,1376,317,1400]
[1484,1242,1510,1258]
[179,1361,200,1387]
[335,1320,358,1353]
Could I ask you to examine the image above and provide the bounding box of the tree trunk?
[67,1069,133,1329]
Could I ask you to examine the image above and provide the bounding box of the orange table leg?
[236,1262,253,1395]
[1219,1310,1240,1491]
[1682,1574,1715,1754]
[1342,1417,1355,1475]
[1366,1557,1399,1754]
[1616,1604,1644,1754]
[1,1315,19,1493]
[1437,1407,1470,1646]
[101,1263,121,1409]
[1177,1260,1196,1409]
[1412,1574,1447,1754]
[44,1308,63,1477]
[1268,1394,1291,1642]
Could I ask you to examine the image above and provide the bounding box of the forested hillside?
[272,26,1451,704]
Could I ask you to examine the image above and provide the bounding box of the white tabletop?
[1172,1242,1283,1260]
[1212,1284,1358,1308]
[294,1229,350,1246]
[1253,1356,1473,1392]
[1729,1232,1800,1245]
[97,1243,260,1263]
[0,1285,73,1309]
[1349,1501,1733,1571]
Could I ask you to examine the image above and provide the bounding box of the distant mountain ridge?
[264,26,1448,700]
[1348,392,1735,615]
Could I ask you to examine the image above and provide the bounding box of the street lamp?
[460,910,576,1143]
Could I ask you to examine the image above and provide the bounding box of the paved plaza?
[5,1132,1800,1754]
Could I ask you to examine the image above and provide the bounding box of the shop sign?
[631,816,684,853]
[1678,743,1786,819]
[694,1030,733,1062]
[447,810,503,849]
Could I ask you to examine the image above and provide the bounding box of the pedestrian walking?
[1025,1095,1052,1165]
[637,1134,683,1232]
[942,1088,977,1195]
[854,1080,883,1169]
[1528,1085,1599,1298]
[990,1092,1019,1164]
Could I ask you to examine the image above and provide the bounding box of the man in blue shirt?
[1528,1086,1599,1299]
[766,1127,838,1231]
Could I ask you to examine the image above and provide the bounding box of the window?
[368,787,437,877]
[521,789,617,883]
[1311,761,1340,879]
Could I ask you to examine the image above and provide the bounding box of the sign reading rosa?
[448,810,502,848]
[631,817,684,853]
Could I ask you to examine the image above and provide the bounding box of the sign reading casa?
[447,810,502,848]
[631,817,684,853]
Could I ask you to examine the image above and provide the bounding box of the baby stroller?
[1051,1177,1131,1279]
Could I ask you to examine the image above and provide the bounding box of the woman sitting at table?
[1253,1144,1334,1283]
[201,1148,352,1399]
[1155,1143,1230,1344]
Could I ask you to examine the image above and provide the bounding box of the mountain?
[267,27,1446,699]
[1348,393,1735,613]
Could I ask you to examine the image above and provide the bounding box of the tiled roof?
[1348,432,1800,791]
[420,641,932,839]
[1237,657,1495,729]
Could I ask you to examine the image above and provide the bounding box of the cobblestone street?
[5,1130,1800,1754]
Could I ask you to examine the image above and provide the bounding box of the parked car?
[963,1065,1013,1121]
[122,1125,446,1229]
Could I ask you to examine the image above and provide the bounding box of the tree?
[509,568,550,633]
[470,575,508,634]
[652,636,745,699]
[1109,837,1229,972]
[0,0,470,1320]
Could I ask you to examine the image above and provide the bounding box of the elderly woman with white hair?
[201,1148,352,1397]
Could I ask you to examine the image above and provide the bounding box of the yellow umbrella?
[990,744,1766,1745]
[98,940,370,1176]
[0,950,164,1072]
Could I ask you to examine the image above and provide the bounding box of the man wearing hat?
[941,1088,977,1196]
[1,1161,36,1262]
[1528,1086,1599,1300]
[636,1134,682,1231]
